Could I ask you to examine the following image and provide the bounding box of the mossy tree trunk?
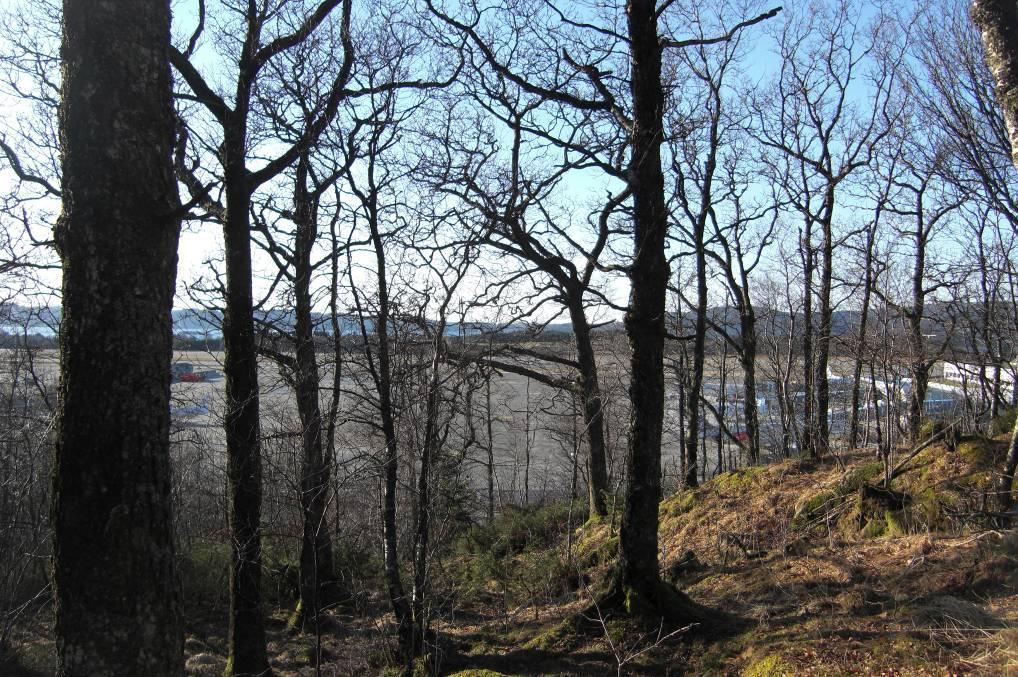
[615,0,677,602]
[609,0,778,622]
[53,0,182,672]
[740,312,761,463]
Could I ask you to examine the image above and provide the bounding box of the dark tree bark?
[220,158,270,676]
[848,223,877,449]
[171,3,354,669]
[251,150,346,632]
[684,226,707,487]
[740,310,761,462]
[484,340,496,523]
[814,191,835,457]
[801,227,817,458]
[53,0,182,673]
[606,0,779,619]
[616,0,670,593]
[291,155,336,626]
[345,115,413,639]
[569,303,610,516]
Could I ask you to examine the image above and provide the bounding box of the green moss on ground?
[792,489,839,528]
[957,437,995,469]
[743,652,794,676]
[522,619,574,651]
[840,461,884,493]
[713,467,767,495]
[663,488,698,516]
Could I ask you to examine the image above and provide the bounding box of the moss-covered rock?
[792,462,886,533]
[522,619,573,651]
[957,437,995,469]
[883,509,906,537]
[792,489,840,528]
[713,467,766,495]
[840,461,884,493]
[860,515,888,538]
[576,530,617,569]
[663,488,698,516]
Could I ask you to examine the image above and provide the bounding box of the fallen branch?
[886,422,958,486]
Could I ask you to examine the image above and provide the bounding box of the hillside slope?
[445,439,1018,675]
[7,439,1017,675]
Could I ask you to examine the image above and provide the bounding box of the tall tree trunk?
[222,164,270,675]
[485,366,495,523]
[53,0,182,672]
[740,310,761,463]
[292,157,336,627]
[849,225,875,449]
[907,215,929,441]
[523,378,532,505]
[684,259,708,486]
[568,301,609,517]
[411,324,446,656]
[617,0,669,592]
[972,0,1018,168]
[677,348,688,480]
[717,340,729,471]
[684,228,707,487]
[814,196,835,457]
[972,1,1018,518]
[801,232,816,459]
[327,216,344,536]
[604,3,705,626]
[365,198,413,639]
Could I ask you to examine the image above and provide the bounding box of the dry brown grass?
[9,442,1018,675]
[444,443,1018,675]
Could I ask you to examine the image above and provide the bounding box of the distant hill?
[0,302,1009,354]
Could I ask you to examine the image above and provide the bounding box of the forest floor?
[4,437,1018,675]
